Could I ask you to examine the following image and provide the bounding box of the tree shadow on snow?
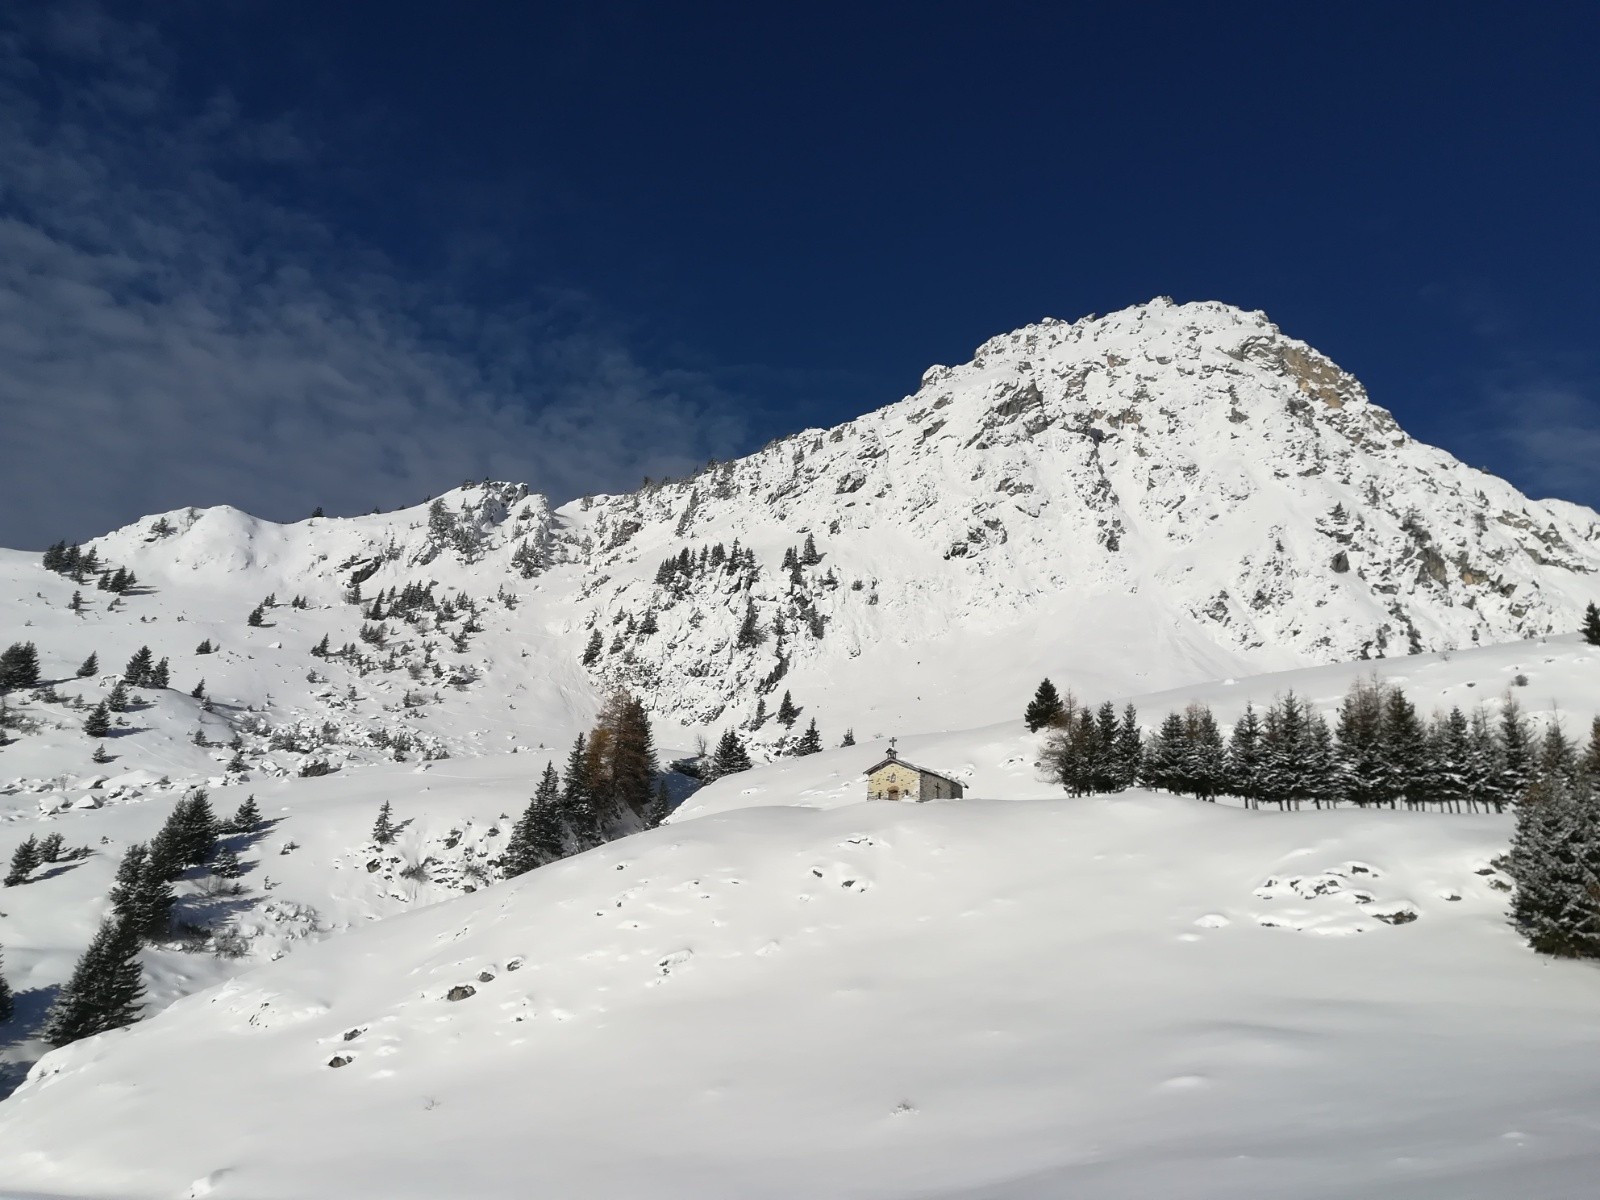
[0,983,62,1100]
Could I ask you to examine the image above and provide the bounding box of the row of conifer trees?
[1031,676,1589,814]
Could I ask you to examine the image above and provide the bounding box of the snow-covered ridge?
[64,297,1600,745]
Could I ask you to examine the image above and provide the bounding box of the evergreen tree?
[42,916,146,1045]
[1140,711,1189,795]
[1181,704,1228,802]
[1378,686,1426,808]
[1537,722,1580,788]
[70,589,85,611]
[109,842,175,940]
[0,944,13,1023]
[5,836,40,886]
[178,790,219,866]
[1582,717,1600,781]
[712,729,753,777]
[587,690,659,823]
[1024,679,1066,732]
[1464,707,1504,812]
[195,639,214,655]
[372,800,397,845]
[792,718,823,756]
[123,646,153,687]
[76,652,98,678]
[1113,705,1144,790]
[800,533,822,566]
[37,832,64,863]
[211,847,243,882]
[0,642,40,692]
[230,795,262,833]
[148,658,170,689]
[1498,696,1536,808]
[841,728,856,747]
[247,604,265,627]
[736,600,763,650]
[1334,678,1387,807]
[560,734,602,848]
[504,763,566,876]
[1506,769,1600,959]
[312,634,330,657]
[190,679,206,700]
[776,690,800,729]
[311,506,325,518]
[91,743,112,765]
[643,779,672,828]
[1226,703,1265,807]
[107,680,130,712]
[108,843,149,920]
[1583,601,1600,646]
[83,701,111,738]
[580,628,604,666]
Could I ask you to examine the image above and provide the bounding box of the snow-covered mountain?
[4,299,1600,1198]
[31,297,1600,758]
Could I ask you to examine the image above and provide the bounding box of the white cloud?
[0,8,749,548]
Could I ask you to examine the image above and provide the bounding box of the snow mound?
[4,795,1599,1199]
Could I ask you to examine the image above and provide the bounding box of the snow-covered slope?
[5,789,1600,1200]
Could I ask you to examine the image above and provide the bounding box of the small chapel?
[864,744,965,802]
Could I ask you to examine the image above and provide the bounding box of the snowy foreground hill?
[2,299,1600,1197]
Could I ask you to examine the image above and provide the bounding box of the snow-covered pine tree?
[190,679,206,700]
[1583,601,1600,646]
[800,533,822,566]
[37,833,64,863]
[91,743,112,764]
[559,734,602,849]
[713,729,752,777]
[1114,704,1144,790]
[1537,723,1579,788]
[643,780,672,828]
[1140,711,1189,795]
[1497,696,1536,808]
[736,601,763,650]
[776,690,800,728]
[792,719,823,756]
[841,728,856,747]
[1180,704,1228,802]
[149,658,170,688]
[0,642,40,692]
[1464,707,1504,812]
[1507,768,1600,959]
[581,628,603,666]
[503,763,565,877]
[42,915,146,1045]
[1226,702,1264,807]
[195,639,214,655]
[1334,677,1387,807]
[4,836,40,886]
[1024,679,1066,732]
[178,790,219,866]
[211,847,243,882]
[123,646,153,687]
[229,795,262,833]
[373,800,397,845]
[247,604,265,627]
[1377,686,1426,809]
[83,701,111,738]
[106,680,130,712]
[76,652,98,678]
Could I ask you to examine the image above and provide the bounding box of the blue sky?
[2,2,1596,547]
